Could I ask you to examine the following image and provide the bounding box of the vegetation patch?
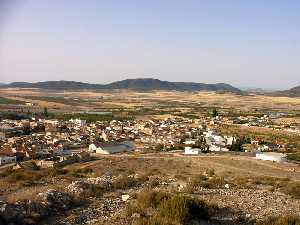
[127,190,218,225]
[287,153,300,162]
[0,97,25,105]
[281,182,300,199]
[46,112,133,122]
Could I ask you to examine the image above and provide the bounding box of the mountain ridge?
[2,78,243,94]
[269,85,300,97]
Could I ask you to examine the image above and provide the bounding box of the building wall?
[0,156,16,165]
[95,148,110,154]
[256,153,286,162]
[184,147,200,155]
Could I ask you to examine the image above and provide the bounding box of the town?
[1,109,298,167]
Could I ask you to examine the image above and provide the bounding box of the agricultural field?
[2,88,300,114]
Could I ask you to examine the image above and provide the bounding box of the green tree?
[212,108,218,117]
[43,107,48,117]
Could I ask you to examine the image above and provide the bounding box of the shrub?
[281,182,300,199]
[137,190,169,208]
[48,168,68,177]
[137,174,150,183]
[74,168,93,174]
[184,174,208,193]
[287,153,300,162]
[185,174,226,192]
[206,168,215,177]
[112,176,137,190]
[69,170,85,178]
[82,183,105,198]
[6,169,43,184]
[0,167,14,178]
[159,195,210,223]
[128,191,217,225]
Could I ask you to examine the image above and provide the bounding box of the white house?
[184,140,196,145]
[184,146,201,155]
[0,155,16,166]
[255,152,287,162]
[89,143,98,152]
[225,136,235,145]
[209,144,229,152]
[89,141,135,154]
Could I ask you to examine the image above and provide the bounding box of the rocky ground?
[0,174,299,225]
[193,188,300,220]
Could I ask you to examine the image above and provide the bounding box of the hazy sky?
[0,0,299,89]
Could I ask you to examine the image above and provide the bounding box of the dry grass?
[2,88,300,112]
[6,184,65,203]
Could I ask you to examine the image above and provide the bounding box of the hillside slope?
[3,78,242,94]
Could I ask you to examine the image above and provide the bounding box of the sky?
[0,0,299,89]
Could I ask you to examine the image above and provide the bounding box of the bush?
[6,169,43,184]
[281,182,300,199]
[127,191,217,225]
[76,168,93,174]
[159,195,210,223]
[136,190,169,208]
[48,168,68,177]
[287,153,300,162]
[69,170,85,178]
[112,176,137,190]
[0,167,14,178]
[68,167,93,178]
[185,174,226,193]
[206,168,215,177]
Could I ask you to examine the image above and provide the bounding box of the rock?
[0,202,7,213]
[121,194,130,202]
[66,181,87,195]
[178,184,184,191]
[225,184,230,189]
[38,189,73,210]
[131,213,141,218]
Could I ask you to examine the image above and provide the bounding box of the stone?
[121,194,130,202]
[131,213,141,218]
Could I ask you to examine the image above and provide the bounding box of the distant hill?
[269,85,300,97]
[2,78,243,94]
[6,81,102,89]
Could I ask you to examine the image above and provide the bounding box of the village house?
[89,141,135,154]
[0,144,17,166]
[184,146,202,155]
[255,152,287,162]
[0,154,16,165]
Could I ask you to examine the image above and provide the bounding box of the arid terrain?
[0,153,299,225]
[2,88,300,110]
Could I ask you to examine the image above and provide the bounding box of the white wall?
[256,153,286,162]
[0,156,16,165]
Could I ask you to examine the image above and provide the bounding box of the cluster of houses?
[0,114,293,166]
[229,114,300,134]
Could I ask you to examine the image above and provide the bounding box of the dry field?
[75,153,300,181]
[1,88,300,113]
